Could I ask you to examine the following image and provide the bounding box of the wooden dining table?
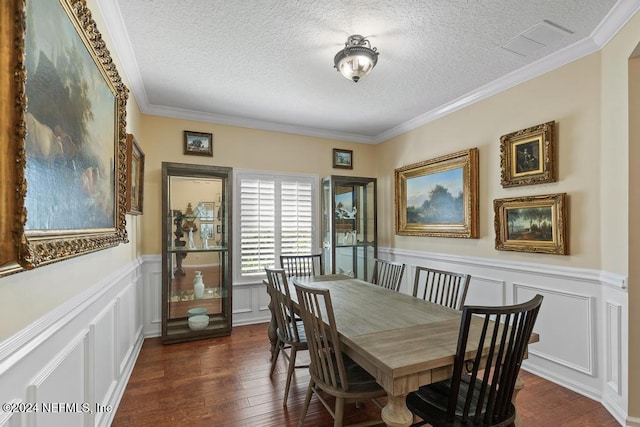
[265,274,539,427]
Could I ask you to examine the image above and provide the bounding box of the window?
[234,170,318,281]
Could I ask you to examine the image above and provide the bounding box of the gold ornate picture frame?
[126,134,145,215]
[395,148,479,238]
[500,121,556,188]
[494,193,568,255]
[0,0,129,277]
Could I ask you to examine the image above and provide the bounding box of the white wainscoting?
[3,251,628,426]
[140,250,630,425]
[0,259,143,427]
[380,247,629,426]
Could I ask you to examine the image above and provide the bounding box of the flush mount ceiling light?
[333,34,379,83]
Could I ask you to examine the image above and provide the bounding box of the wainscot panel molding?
[141,251,629,424]
[140,255,162,338]
[380,246,629,426]
[0,259,143,427]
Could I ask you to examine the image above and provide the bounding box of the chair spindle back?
[294,283,349,392]
[448,294,543,425]
[412,266,471,310]
[280,254,323,277]
[370,258,405,292]
[265,268,300,343]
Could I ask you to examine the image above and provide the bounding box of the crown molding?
[373,35,602,143]
[591,0,640,47]
[97,0,640,145]
[95,0,150,107]
[144,104,376,144]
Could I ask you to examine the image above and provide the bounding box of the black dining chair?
[279,253,323,277]
[406,294,543,427]
[264,267,308,405]
[370,258,405,292]
[412,266,471,310]
[294,283,386,427]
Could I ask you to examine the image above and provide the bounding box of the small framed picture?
[500,121,555,187]
[494,193,568,255]
[184,130,213,156]
[126,134,144,215]
[333,148,353,169]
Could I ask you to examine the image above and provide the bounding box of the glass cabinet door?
[322,175,377,281]
[162,162,232,344]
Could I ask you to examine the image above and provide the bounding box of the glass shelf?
[169,287,228,302]
[168,246,228,253]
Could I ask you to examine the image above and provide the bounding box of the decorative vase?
[193,271,205,299]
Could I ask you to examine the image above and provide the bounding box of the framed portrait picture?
[184,130,213,156]
[0,0,129,276]
[395,148,479,238]
[126,134,145,215]
[333,148,353,169]
[494,193,568,255]
[500,121,556,187]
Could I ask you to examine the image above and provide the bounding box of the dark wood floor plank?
[113,322,619,426]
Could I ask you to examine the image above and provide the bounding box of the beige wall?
[603,10,640,419]
[137,115,378,255]
[2,0,638,419]
[0,0,142,339]
[600,10,640,420]
[377,53,602,269]
[629,54,640,422]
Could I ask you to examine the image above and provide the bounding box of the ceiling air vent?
[502,20,573,57]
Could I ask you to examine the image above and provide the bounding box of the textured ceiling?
[97,0,639,143]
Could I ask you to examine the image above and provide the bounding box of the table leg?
[381,394,413,427]
[514,375,524,427]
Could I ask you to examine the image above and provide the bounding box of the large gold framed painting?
[0,0,129,277]
[395,148,479,238]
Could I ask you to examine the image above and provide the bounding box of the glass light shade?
[333,35,379,83]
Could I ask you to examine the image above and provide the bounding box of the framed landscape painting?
[333,148,353,169]
[494,193,568,254]
[395,148,479,238]
[0,0,129,277]
[184,130,213,156]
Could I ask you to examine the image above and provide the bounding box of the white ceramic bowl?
[188,307,207,317]
[188,314,209,331]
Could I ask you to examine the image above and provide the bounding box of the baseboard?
[626,415,640,426]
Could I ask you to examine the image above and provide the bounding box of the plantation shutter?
[280,180,313,256]
[239,178,275,275]
[237,172,316,278]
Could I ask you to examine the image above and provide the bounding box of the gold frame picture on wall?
[500,121,556,188]
[0,0,129,277]
[126,134,145,215]
[395,148,479,238]
[494,193,568,255]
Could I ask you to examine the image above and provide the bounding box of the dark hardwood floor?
[113,323,620,427]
